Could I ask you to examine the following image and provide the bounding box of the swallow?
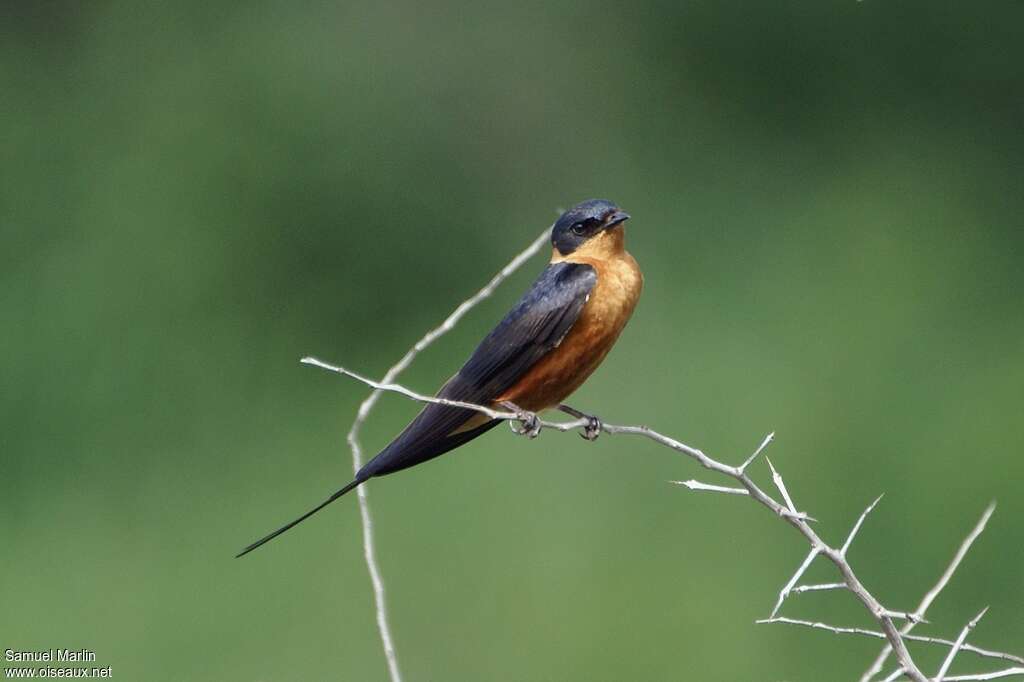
[237,199,642,557]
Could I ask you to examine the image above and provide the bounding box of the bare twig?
[672,479,749,495]
[739,432,774,474]
[881,668,1024,682]
[758,616,894,639]
[861,503,998,682]
[937,607,991,681]
[841,494,884,557]
[772,547,822,618]
[791,582,847,595]
[757,617,1022,666]
[340,227,550,682]
[942,670,1024,681]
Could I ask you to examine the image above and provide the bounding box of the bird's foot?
[500,401,542,439]
[581,416,602,441]
[558,404,603,441]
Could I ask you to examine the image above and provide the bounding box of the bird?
[237,199,642,557]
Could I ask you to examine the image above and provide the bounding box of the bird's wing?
[453,261,597,398]
[359,261,597,477]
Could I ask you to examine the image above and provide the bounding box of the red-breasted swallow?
[238,199,642,556]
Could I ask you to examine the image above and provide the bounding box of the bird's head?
[551,199,631,258]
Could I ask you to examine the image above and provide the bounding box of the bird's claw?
[580,415,602,441]
[508,410,542,439]
[557,403,602,442]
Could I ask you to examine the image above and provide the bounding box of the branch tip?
[841,493,885,556]
[739,432,775,472]
[936,606,993,680]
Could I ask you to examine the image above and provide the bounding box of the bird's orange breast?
[494,230,642,412]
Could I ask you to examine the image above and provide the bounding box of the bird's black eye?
[570,218,599,236]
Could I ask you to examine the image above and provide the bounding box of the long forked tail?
[235,478,363,558]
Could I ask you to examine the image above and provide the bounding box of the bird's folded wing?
[453,261,597,399]
[360,262,597,476]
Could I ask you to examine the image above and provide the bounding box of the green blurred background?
[3,1,1023,680]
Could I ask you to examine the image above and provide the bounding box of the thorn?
[739,432,775,473]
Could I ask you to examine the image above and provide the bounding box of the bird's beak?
[603,209,631,229]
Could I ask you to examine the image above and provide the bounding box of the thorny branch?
[861,503,999,681]
[321,230,1021,681]
[306,353,1022,680]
